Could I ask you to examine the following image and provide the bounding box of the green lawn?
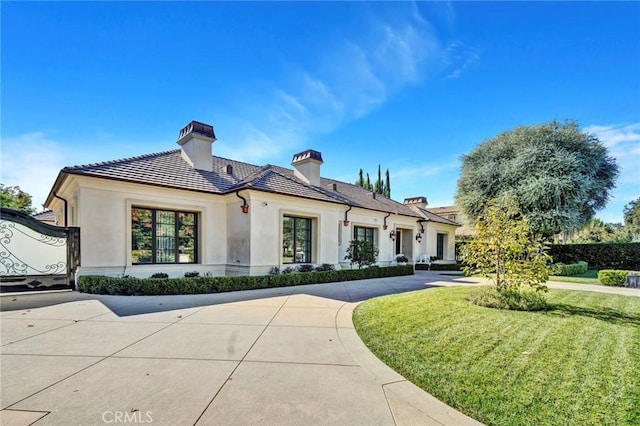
[353,287,640,425]
[549,269,601,285]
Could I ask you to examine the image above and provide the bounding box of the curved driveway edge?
[2,272,636,425]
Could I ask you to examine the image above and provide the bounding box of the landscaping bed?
[78,265,414,295]
[353,286,640,425]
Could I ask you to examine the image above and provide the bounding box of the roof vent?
[332,183,337,191]
[226,164,233,175]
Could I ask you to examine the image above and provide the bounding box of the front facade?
[45,121,459,278]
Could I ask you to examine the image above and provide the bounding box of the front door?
[395,229,413,260]
[437,233,446,259]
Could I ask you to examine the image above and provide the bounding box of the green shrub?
[297,264,315,273]
[550,261,588,276]
[466,287,548,311]
[549,243,640,270]
[150,272,169,279]
[78,265,414,296]
[430,263,463,271]
[315,263,335,272]
[345,240,378,269]
[597,269,640,286]
[415,263,463,271]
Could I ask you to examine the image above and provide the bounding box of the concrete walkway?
[1,272,637,425]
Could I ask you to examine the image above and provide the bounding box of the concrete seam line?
[381,382,399,426]
[192,293,292,425]
[2,356,108,411]
[0,320,81,347]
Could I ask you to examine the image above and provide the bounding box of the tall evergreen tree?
[365,173,372,191]
[384,169,391,198]
[374,165,383,194]
[355,169,365,187]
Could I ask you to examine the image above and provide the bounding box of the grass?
[549,269,600,285]
[353,287,640,425]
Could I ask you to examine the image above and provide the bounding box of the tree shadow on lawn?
[546,303,640,327]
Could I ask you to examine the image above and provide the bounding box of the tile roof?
[32,209,57,223]
[413,207,461,226]
[55,149,435,219]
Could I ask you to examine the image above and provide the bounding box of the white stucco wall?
[50,176,228,278]
[48,174,445,277]
[422,221,458,263]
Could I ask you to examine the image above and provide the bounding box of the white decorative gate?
[0,207,80,292]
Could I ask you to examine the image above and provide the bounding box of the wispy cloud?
[1,132,65,210]
[584,123,640,222]
[392,160,460,179]
[445,41,479,79]
[584,123,640,185]
[216,3,450,163]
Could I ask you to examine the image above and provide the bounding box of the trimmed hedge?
[415,263,463,271]
[78,265,414,295]
[548,243,640,270]
[550,261,588,276]
[597,270,640,287]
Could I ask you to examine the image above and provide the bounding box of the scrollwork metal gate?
[0,207,80,292]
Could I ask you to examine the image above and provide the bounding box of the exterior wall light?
[389,230,396,241]
[415,233,423,243]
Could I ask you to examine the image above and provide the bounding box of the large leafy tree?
[0,184,35,214]
[455,120,619,238]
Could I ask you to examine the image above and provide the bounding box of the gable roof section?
[413,206,461,226]
[49,150,422,218]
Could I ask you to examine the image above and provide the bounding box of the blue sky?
[2,1,639,223]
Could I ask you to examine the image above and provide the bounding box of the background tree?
[355,167,391,198]
[384,169,391,198]
[355,169,365,187]
[0,184,35,214]
[567,219,631,243]
[623,197,640,239]
[461,197,550,310]
[455,120,619,238]
[374,165,383,194]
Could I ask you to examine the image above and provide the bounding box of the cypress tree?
[384,169,391,198]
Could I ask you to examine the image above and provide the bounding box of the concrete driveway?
[0,272,484,426]
[2,272,636,425]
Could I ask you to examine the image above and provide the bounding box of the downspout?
[235,190,249,214]
[383,212,391,230]
[53,193,68,227]
[343,205,352,226]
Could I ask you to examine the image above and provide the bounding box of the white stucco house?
[45,121,459,278]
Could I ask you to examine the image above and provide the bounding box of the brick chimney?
[177,120,216,172]
[291,149,323,186]
[403,196,428,209]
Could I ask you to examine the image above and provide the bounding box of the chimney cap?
[178,120,216,142]
[403,196,428,205]
[292,149,323,164]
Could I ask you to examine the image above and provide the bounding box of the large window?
[354,226,375,245]
[132,208,197,264]
[282,216,312,263]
